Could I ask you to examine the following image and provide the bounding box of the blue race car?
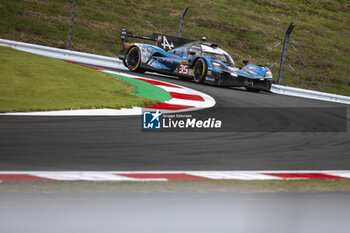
[119,28,272,92]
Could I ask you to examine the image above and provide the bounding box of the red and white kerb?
[0,171,349,182]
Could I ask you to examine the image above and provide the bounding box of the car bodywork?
[119,28,272,92]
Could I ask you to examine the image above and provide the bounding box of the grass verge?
[1,180,350,193]
[0,0,349,95]
[0,47,168,113]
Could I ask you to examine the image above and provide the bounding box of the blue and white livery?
[119,28,272,92]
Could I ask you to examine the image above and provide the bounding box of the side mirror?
[189,51,196,56]
[242,60,249,65]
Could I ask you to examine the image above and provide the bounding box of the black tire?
[124,46,145,73]
[193,58,207,83]
[122,57,127,67]
[265,81,272,92]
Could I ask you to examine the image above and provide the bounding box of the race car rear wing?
[119,28,156,60]
[119,28,195,59]
[120,28,157,43]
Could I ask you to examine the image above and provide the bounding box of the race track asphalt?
[0,68,349,171]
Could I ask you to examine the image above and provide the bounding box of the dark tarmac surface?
[0,69,349,171]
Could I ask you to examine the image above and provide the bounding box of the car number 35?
[178,64,189,74]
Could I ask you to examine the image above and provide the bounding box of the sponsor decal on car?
[206,76,215,81]
[157,35,162,42]
[229,67,239,72]
[178,64,189,74]
[161,36,175,50]
[178,64,193,76]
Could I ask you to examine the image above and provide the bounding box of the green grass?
[0,0,349,95]
[0,47,164,112]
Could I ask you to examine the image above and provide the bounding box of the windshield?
[203,52,234,66]
[187,43,236,66]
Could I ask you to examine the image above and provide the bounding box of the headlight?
[265,70,272,79]
[211,61,223,69]
[211,61,231,72]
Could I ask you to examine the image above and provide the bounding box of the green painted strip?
[105,72,172,102]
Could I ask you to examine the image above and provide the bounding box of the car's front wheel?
[265,81,272,92]
[193,58,207,83]
[125,46,145,73]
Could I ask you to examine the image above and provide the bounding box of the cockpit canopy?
[186,42,235,66]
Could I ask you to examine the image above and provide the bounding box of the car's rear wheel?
[125,46,145,73]
[193,58,207,83]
